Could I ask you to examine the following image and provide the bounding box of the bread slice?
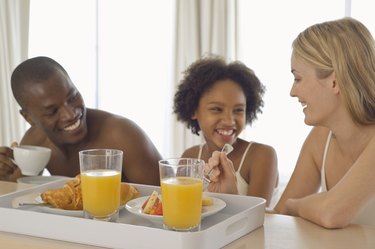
[142,191,159,214]
[120,183,140,205]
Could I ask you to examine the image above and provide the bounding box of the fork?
[18,202,50,207]
[204,143,233,183]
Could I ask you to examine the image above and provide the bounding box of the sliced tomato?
[154,201,163,215]
[141,192,162,215]
[148,198,160,215]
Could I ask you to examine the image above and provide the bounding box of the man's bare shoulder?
[21,126,49,145]
[85,109,161,185]
[87,109,153,146]
[88,109,139,129]
[101,111,144,135]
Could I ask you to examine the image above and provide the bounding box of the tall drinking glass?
[159,158,204,231]
[79,149,123,222]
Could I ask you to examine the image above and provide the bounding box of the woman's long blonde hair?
[292,17,375,125]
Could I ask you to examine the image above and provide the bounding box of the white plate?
[125,196,226,224]
[34,195,126,218]
[34,195,83,217]
[17,176,69,185]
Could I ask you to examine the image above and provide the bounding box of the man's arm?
[105,116,162,185]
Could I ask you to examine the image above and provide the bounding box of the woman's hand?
[205,151,238,194]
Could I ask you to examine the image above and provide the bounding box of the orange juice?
[81,169,121,218]
[161,176,203,229]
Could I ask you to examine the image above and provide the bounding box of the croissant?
[120,181,141,205]
[41,175,140,210]
[41,175,82,210]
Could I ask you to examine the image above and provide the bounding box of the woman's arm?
[274,126,375,228]
[283,133,375,228]
[273,127,325,213]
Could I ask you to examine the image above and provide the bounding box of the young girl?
[173,56,278,207]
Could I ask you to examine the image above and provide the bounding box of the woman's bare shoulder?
[306,126,331,141]
[301,126,331,159]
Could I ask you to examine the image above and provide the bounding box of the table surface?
[1,180,375,249]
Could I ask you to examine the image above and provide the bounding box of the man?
[0,56,161,185]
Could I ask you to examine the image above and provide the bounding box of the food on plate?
[140,192,214,216]
[142,191,162,215]
[41,175,139,210]
[41,175,82,210]
[120,181,141,205]
[202,196,213,206]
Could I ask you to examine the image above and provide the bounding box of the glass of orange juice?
[159,158,204,231]
[79,149,123,222]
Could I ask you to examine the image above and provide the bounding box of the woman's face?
[20,69,88,146]
[290,54,338,126]
[192,79,246,150]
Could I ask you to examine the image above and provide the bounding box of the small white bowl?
[13,145,51,176]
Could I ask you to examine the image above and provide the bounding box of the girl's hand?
[205,151,238,194]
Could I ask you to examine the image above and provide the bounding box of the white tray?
[0,179,265,249]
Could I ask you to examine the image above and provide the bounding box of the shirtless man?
[0,56,161,185]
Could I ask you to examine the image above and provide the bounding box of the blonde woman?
[207,17,375,228]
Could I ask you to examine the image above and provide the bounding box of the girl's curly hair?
[173,56,265,135]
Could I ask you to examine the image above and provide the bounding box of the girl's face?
[290,54,338,126]
[192,79,246,150]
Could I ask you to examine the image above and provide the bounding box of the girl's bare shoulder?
[181,145,201,158]
[244,140,276,159]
